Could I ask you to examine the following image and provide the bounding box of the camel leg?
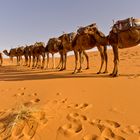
[41,53,45,69]
[32,56,35,68]
[78,51,83,73]
[72,51,78,74]
[83,50,89,69]
[19,56,21,65]
[63,53,67,70]
[21,56,23,65]
[110,46,119,77]
[56,54,62,69]
[60,53,67,71]
[103,45,108,73]
[59,53,64,71]
[45,53,49,69]
[17,56,20,66]
[35,56,39,68]
[37,56,41,68]
[28,55,31,67]
[97,46,104,74]
[24,55,28,66]
[52,54,55,69]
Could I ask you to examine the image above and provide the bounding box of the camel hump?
[68,32,76,42]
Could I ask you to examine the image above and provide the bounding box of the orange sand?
[0,46,140,140]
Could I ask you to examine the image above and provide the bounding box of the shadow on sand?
[0,65,140,81]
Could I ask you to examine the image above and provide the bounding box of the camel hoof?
[103,71,108,74]
[72,71,77,74]
[109,73,119,77]
[97,71,101,74]
[77,69,82,73]
[85,67,89,70]
[59,69,64,71]
[56,66,60,69]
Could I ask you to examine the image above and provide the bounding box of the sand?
[0,46,140,140]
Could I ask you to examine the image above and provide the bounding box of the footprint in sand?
[102,120,121,129]
[67,103,92,110]
[97,125,125,140]
[67,112,88,123]
[14,92,25,97]
[33,93,37,96]
[57,119,82,137]
[23,119,38,139]
[89,119,101,126]
[18,87,26,91]
[83,134,107,140]
[121,125,140,135]
[11,120,25,139]
[23,98,40,107]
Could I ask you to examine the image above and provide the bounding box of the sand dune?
[0,46,140,139]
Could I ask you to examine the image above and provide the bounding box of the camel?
[108,17,140,77]
[45,38,62,69]
[0,52,3,66]
[77,23,108,73]
[24,45,34,67]
[3,48,17,62]
[3,47,24,65]
[58,32,89,71]
[72,24,108,74]
[32,42,46,69]
[16,46,24,65]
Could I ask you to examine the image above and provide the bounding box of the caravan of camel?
[1,17,140,77]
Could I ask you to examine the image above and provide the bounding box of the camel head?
[3,49,9,56]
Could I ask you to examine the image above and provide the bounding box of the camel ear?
[89,23,96,28]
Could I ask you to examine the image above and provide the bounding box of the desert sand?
[0,46,140,140]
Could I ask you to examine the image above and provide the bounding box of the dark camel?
[32,42,46,69]
[24,45,34,67]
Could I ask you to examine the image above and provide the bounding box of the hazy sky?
[0,0,140,51]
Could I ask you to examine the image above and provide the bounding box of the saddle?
[113,17,140,32]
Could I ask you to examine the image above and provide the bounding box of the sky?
[0,0,140,52]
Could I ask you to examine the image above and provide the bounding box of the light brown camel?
[3,48,17,62]
[78,23,108,73]
[108,17,140,77]
[72,24,108,74]
[58,32,89,71]
[32,42,46,69]
[3,47,24,65]
[45,38,62,69]
[0,52,3,66]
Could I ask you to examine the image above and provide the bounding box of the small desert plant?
[0,105,47,139]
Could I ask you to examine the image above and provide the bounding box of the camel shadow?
[0,65,140,81]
